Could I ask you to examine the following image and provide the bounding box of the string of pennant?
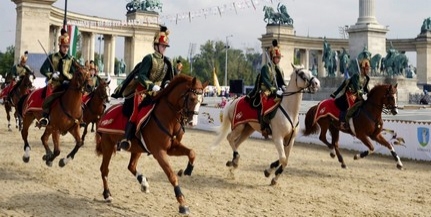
[160,0,281,24]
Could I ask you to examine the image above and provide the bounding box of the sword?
[264,48,278,89]
[38,40,55,72]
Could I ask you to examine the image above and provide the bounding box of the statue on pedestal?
[126,0,163,13]
[263,3,293,25]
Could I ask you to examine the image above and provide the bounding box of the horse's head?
[368,83,399,115]
[154,74,207,123]
[22,71,35,89]
[96,78,111,104]
[290,63,320,93]
[72,61,92,93]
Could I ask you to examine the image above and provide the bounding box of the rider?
[112,25,175,151]
[331,58,370,130]
[246,39,285,139]
[39,29,81,127]
[175,60,183,74]
[7,52,33,102]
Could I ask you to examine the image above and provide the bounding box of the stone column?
[357,0,377,25]
[80,32,90,63]
[109,36,116,76]
[416,32,431,85]
[49,25,61,53]
[89,33,95,62]
[124,36,133,74]
[103,34,116,76]
[11,0,56,63]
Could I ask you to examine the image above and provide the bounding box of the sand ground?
[0,108,430,217]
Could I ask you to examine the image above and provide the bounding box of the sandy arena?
[0,108,430,217]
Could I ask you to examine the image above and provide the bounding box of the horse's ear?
[202,80,209,89]
[394,83,398,88]
[192,77,197,86]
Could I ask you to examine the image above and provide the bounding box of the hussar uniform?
[111,25,175,151]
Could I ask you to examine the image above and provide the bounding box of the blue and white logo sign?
[417,127,429,147]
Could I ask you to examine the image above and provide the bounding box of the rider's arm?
[260,65,276,93]
[40,55,54,78]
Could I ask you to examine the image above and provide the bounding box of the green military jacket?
[10,64,31,78]
[40,52,76,83]
[258,63,285,94]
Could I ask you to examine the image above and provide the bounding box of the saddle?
[314,93,356,125]
[21,86,53,116]
[232,96,279,130]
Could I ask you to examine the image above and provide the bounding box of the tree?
[0,45,15,77]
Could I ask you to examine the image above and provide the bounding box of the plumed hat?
[269,39,282,58]
[154,25,170,47]
[20,52,28,64]
[58,29,70,46]
[360,58,370,69]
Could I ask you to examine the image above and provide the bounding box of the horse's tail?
[17,94,28,118]
[303,105,319,136]
[95,132,103,156]
[210,99,233,148]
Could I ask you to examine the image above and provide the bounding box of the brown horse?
[95,74,206,215]
[81,78,110,145]
[3,72,34,131]
[19,62,92,166]
[303,84,403,169]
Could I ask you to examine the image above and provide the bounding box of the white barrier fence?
[194,106,431,162]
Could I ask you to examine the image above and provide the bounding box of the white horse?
[212,64,320,185]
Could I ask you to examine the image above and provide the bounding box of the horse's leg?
[373,133,403,169]
[59,126,83,167]
[21,114,34,163]
[91,122,95,133]
[81,124,89,145]
[100,134,116,202]
[225,124,253,169]
[318,119,335,157]
[353,134,375,161]
[127,151,149,193]
[153,150,189,214]
[41,128,55,167]
[167,140,196,176]
[5,104,11,131]
[265,135,287,186]
[329,125,347,169]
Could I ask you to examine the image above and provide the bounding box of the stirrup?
[39,118,49,127]
[117,139,131,151]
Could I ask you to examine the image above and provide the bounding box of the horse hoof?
[270,178,277,186]
[46,161,53,167]
[22,156,30,163]
[42,155,47,160]
[59,159,66,167]
[177,169,184,177]
[179,205,190,215]
[8,128,12,132]
[397,164,403,170]
[341,164,347,169]
[105,197,113,203]
[140,185,150,193]
[226,161,233,167]
[264,169,271,178]
[330,153,336,158]
[353,155,360,160]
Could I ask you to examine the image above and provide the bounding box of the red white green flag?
[66,25,79,57]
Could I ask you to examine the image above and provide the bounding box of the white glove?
[362,94,368,101]
[281,85,287,91]
[52,71,60,79]
[276,89,283,96]
[152,84,161,92]
[15,76,20,81]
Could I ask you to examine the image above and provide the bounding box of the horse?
[211,64,320,185]
[95,74,207,215]
[143,0,163,12]
[3,72,34,131]
[81,78,110,145]
[303,84,403,169]
[19,62,92,166]
[393,53,409,76]
[323,49,337,77]
[339,48,350,75]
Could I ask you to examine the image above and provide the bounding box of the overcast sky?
[1,0,430,64]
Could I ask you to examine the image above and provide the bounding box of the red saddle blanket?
[97,103,155,135]
[22,86,53,115]
[0,82,15,98]
[314,93,356,123]
[231,96,279,129]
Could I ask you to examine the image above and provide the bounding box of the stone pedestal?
[370,77,421,103]
[261,25,295,81]
[416,32,431,85]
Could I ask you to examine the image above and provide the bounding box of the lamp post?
[224,34,233,87]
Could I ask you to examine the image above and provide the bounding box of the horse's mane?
[152,74,193,101]
[368,83,389,97]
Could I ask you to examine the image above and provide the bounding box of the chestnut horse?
[303,84,402,169]
[212,64,321,185]
[19,62,92,166]
[95,74,206,215]
[81,78,110,145]
[3,72,34,131]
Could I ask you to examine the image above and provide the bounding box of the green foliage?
[175,40,261,86]
[0,45,15,77]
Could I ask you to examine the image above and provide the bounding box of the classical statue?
[339,47,350,75]
[126,0,162,13]
[421,17,431,34]
[381,43,409,77]
[322,37,337,77]
[357,45,372,61]
[263,3,293,25]
[119,59,126,74]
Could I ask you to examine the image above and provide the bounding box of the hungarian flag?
[213,67,221,96]
[66,25,79,57]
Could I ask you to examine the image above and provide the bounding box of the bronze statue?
[263,3,293,25]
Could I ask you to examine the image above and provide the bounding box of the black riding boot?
[118,121,136,151]
[39,112,49,127]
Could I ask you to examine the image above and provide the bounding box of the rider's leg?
[118,91,143,151]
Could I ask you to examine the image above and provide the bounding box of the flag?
[67,25,79,57]
[213,67,221,96]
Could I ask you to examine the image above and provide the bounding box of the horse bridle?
[282,68,316,96]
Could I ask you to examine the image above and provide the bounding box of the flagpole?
[63,0,68,29]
